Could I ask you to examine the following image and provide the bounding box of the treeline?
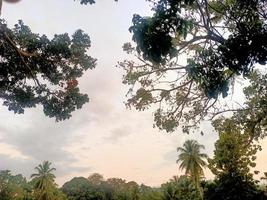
[2,119,267,200]
[0,167,199,200]
[1,163,267,200]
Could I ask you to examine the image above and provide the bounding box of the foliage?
[0,170,32,200]
[0,19,96,121]
[31,161,56,191]
[0,165,267,200]
[209,119,260,177]
[119,0,267,132]
[61,175,140,200]
[219,71,267,140]
[31,161,65,200]
[206,119,264,200]
[61,177,105,200]
[0,0,123,120]
[161,176,201,200]
[139,184,161,200]
[177,140,207,197]
[204,173,267,200]
[88,173,104,185]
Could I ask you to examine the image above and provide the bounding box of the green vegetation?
[206,119,264,200]
[0,162,67,200]
[177,140,207,199]
[119,0,267,133]
[0,168,205,200]
[1,126,267,200]
[30,161,66,200]
[0,0,96,121]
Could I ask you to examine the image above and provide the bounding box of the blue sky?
[0,0,266,186]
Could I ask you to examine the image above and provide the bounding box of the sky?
[0,0,266,187]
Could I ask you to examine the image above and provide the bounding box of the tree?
[0,170,32,200]
[31,161,57,200]
[161,176,200,200]
[61,177,105,200]
[119,0,267,133]
[0,21,96,121]
[176,140,207,198]
[206,119,265,200]
[222,71,267,140]
[61,175,141,200]
[0,0,99,120]
[87,173,104,185]
[209,118,260,177]
[139,184,161,200]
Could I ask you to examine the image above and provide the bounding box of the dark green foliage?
[0,0,121,120]
[0,163,67,200]
[204,174,267,200]
[0,170,33,200]
[161,176,201,200]
[129,0,267,98]
[61,177,105,200]
[61,176,140,200]
[0,19,96,120]
[130,14,180,65]
[1,166,267,200]
[120,0,267,132]
[209,119,260,177]
[206,119,265,200]
[129,1,194,65]
[186,0,267,99]
[224,71,267,140]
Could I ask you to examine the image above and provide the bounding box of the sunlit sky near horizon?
[0,0,267,187]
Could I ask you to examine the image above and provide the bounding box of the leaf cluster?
[120,0,267,133]
[0,19,96,120]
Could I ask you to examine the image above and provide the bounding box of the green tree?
[209,119,260,177]
[87,173,104,186]
[61,176,105,200]
[139,184,161,200]
[177,140,207,198]
[0,20,96,121]
[0,0,122,120]
[161,176,200,200]
[0,0,99,120]
[206,119,264,200]
[0,170,33,200]
[119,0,267,133]
[31,161,57,200]
[222,71,267,140]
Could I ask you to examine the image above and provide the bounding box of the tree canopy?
[0,0,98,120]
[205,119,264,200]
[0,20,96,120]
[119,0,267,133]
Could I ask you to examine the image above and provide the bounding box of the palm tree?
[31,161,56,200]
[176,140,207,199]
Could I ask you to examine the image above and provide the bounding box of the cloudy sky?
[0,0,266,187]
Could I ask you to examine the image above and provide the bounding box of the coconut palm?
[176,140,207,199]
[31,161,56,200]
